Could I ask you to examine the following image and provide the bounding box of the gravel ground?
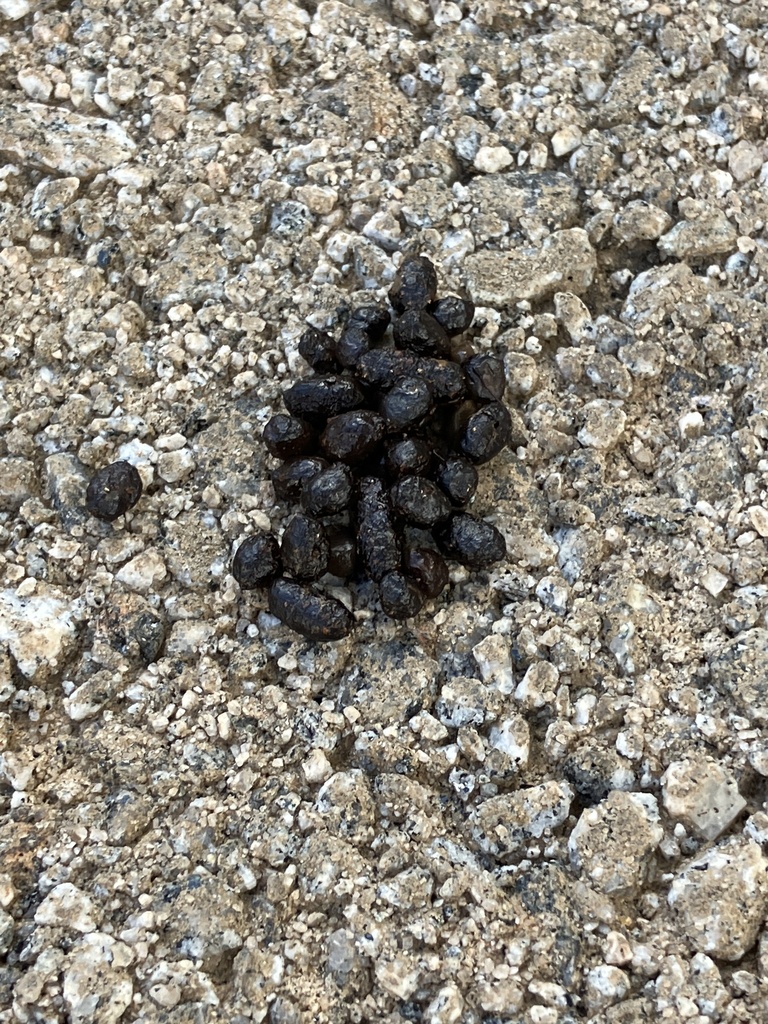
[1,0,768,1021]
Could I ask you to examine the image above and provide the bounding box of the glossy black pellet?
[393,308,450,357]
[281,513,329,580]
[86,461,143,522]
[335,326,371,368]
[262,414,316,459]
[465,354,506,403]
[437,513,507,569]
[298,326,337,372]
[385,437,432,478]
[430,295,475,336]
[436,456,478,507]
[404,547,450,599]
[379,571,426,620]
[381,376,432,433]
[283,375,363,420]
[326,527,356,579]
[271,457,328,502]
[347,304,391,340]
[391,476,452,527]
[459,401,513,464]
[301,463,353,517]
[413,357,466,404]
[389,255,438,313]
[233,533,281,589]
[268,578,353,641]
[320,410,386,463]
[357,476,400,582]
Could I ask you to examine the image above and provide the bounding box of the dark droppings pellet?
[465,354,507,403]
[380,376,432,433]
[438,513,507,568]
[389,255,438,313]
[86,460,143,521]
[320,410,386,463]
[385,437,431,478]
[379,571,426,619]
[335,326,371,368]
[262,413,316,459]
[268,578,353,641]
[271,456,328,502]
[391,476,452,527]
[283,375,363,420]
[233,533,281,589]
[326,527,356,579]
[436,456,478,507]
[393,308,450,356]
[404,547,449,599]
[357,476,400,582]
[241,253,514,640]
[459,401,513,464]
[298,326,337,372]
[301,463,353,517]
[281,513,329,580]
[346,304,391,340]
[430,295,476,336]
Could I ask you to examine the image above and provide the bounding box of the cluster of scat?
[231,255,512,641]
[83,257,512,642]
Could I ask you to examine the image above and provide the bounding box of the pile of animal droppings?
[235,254,513,640]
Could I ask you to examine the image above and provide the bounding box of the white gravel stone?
[471,781,573,860]
[747,505,768,538]
[488,715,530,768]
[35,883,98,933]
[0,0,30,17]
[569,791,663,895]
[473,145,514,173]
[62,933,134,1024]
[577,399,627,449]
[662,757,746,840]
[0,586,78,682]
[157,448,195,483]
[115,549,168,593]
[551,125,582,157]
[0,103,136,179]
[728,140,763,182]
[613,200,672,243]
[584,965,630,1011]
[472,634,514,693]
[668,837,768,960]
[465,228,596,306]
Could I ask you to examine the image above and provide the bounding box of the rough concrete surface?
[1,0,768,1022]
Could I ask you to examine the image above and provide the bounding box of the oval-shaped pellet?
[404,547,450,599]
[233,532,281,589]
[380,376,432,433]
[385,437,432,478]
[335,325,371,368]
[437,513,507,568]
[281,513,329,580]
[347,304,391,340]
[435,456,478,507]
[86,461,143,522]
[379,571,426,620]
[283,375,363,420]
[271,457,328,502]
[268,578,353,641]
[298,326,337,372]
[465,354,506,403]
[430,295,475,336]
[459,402,513,464]
[357,476,400,582]
[262,413,316,459]
[391,475,451,527]
[389,255,438,312]
[320,410,386,463]
[301,463,353,517]
[393,308,450,356]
